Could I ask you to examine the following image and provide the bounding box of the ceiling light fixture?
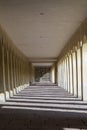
[40,12,44,15]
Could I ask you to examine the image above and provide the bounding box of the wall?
[57,18,87,101]
[0,25,32,102]
[35,67,51,82]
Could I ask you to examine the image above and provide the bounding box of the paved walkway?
[0,84,87,130]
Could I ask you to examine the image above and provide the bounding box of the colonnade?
[0,25,33,102]
[58,18,87,101]
[0,18,87,102]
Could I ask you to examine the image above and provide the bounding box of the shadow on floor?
[0,85,87,130]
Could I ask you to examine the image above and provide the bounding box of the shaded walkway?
[0,84,87,130]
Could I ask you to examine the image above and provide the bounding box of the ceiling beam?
[29,58,57,63]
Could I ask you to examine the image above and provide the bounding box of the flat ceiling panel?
[0,0,87,59]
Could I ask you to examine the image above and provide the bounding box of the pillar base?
[10,90,13,97]
[0,93,5,102]
[6,91,10,99]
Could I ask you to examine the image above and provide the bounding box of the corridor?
[0,84,87,130]
[0,0,87,130]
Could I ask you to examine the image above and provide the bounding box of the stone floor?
[0,84,87,130]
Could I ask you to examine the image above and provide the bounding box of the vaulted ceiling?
[0,0,87,65]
